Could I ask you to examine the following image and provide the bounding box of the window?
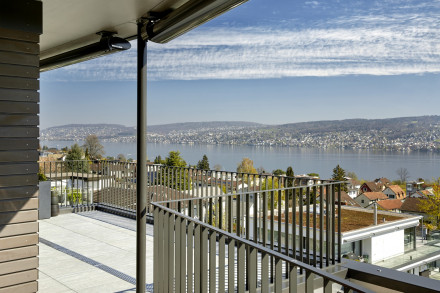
[361,199,364,203]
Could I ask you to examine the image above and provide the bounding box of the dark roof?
[336,191,361,207]
[362,181,382,192]
[375,177,391,186]
[400,197,425,213]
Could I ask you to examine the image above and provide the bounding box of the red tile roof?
[362,192,388,201]
[377,199,403,211]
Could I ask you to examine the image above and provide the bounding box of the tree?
[396,167,410,183]
[273,169,286,176]
[165,151,186,167]
[83,135,104,159]
[117,154,126,162]
[262,177,285,209]
[418,179,440,232]
[214,164,222,171]
[347,171,358,180]
[197,154,210,170]
[154,155,165,164]
[331,164,347,192]
[65,143,89,172]
[236,158,257,174]
[157,151,189,190]
[257,166,266,174]
[307,173,319,178]
[286,166,295,206]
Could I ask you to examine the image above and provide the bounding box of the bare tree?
[214,164,222,171]
[83,135,105,159]
[396,167,410,182]
[117,153,126,162]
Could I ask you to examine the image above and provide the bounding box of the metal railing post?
[136,21,147,293]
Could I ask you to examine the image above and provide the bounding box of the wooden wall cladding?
[0,15,41,291]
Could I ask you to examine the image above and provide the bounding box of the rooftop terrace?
[38,211,154,293]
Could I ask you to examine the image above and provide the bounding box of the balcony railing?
[39,160,440,292]
[151,190,370,293]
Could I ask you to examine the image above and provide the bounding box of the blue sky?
[40,0,440,129]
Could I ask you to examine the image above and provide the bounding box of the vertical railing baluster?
[299,186,303,268]
[153,207,159,291]
[219,234,225,293]
[270,189,274,283]
[187,201,194,293]
[180,216,186,293]
[275,257,282,293]
[163,209,169,292]
[201,226,208,293]
[228,237,235,293]
[319,184,324,268]
[261,249,268,292]
[306,271,314,293]
[325,184,330,267]
[238,241,245,292]
[289,264,297,293]
[209,230,216,293]
[168,207,175,292]
[338,183,342,263]
[176,211,181,292]
[313,185,317,267]
[249,245,257,293]
[306,186,310,265]
[194,223,201,293]
[332,184,336,265]
[284,181,289,278]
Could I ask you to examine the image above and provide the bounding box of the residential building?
[347,178,361,199]
[359,181,383,193]
[383,184,406,199]
[354,191,388,208]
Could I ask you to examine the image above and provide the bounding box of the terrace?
[35,161,440,292]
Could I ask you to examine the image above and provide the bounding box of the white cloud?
[42,10,440,81]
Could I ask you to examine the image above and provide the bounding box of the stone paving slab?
[38,212,154,292]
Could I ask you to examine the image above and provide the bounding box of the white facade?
[363,230,405,263]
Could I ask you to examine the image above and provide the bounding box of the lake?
[41,140,440,181]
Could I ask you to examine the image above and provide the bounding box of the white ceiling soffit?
[40,0,192,60]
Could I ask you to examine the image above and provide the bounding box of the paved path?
[38,211,154,292]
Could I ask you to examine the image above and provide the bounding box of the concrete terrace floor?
[38,211,154,293]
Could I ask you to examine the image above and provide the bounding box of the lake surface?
[41,140,440,181]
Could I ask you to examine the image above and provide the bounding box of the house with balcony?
[1,1,440,292]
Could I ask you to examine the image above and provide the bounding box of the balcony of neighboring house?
[36,160,440,292]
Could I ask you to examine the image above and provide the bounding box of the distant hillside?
[41,116,440,152]
[147,121,263,134]
[272,116,440,138]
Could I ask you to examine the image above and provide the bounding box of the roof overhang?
[40,0,248,71]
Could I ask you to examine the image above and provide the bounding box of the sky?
[40,0,440,129]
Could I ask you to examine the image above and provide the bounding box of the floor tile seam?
[39,237,137,285]
[40,237,155,292]
[38,268,80,293]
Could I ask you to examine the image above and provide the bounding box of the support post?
[136,21,147,293]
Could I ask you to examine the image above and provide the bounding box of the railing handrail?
[151,180,347,205]
[152,201,374,293]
